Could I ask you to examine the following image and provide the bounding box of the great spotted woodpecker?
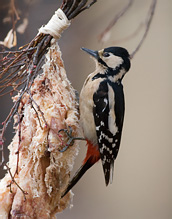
[61,46,131,198]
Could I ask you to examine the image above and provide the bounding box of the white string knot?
[38,8,71,39]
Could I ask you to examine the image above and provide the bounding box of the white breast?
[79,72,103,145]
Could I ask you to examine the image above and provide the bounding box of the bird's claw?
[58,126,75,152]
[58,126,85,152]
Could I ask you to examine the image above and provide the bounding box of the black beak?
[81,47,99,60]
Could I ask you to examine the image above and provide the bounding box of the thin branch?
[130,0,157,58]
[98,0,134,42]
[30,100,43,130]
[14,113,21,176]
[10,0,20,35]
[11,0,20,21]
[28,91,48,128]
[5,164,28,201]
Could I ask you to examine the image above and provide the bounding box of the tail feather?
[103,160,115,186]
[109,161,114,184]
[61,157,94,198]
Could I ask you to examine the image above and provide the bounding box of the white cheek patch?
[103,54,123,69]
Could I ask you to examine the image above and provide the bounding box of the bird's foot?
[58,126,85,152]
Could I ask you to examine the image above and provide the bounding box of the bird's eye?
[103,52,110,57]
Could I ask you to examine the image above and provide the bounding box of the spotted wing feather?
[93,80,125,186]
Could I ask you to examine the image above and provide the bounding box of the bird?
[61,46,131,198]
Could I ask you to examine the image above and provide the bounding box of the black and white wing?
[93,80,125,186]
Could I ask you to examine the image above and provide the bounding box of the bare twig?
[28,91,48,128]
[98,0,134,43]
[5,164,28,201]
[130,0,157,58]
[14,111,24,176]
[61,0,97,19]
[30,100,43,129]
[11,0,20,29]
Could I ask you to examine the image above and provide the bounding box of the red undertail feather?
[83,140,100,164]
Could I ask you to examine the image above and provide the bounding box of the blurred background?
[0,0,171,218]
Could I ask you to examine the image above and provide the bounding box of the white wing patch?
[102,98,108,112]
[107,84,118,135]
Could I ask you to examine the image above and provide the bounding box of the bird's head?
[82,46,131,80]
